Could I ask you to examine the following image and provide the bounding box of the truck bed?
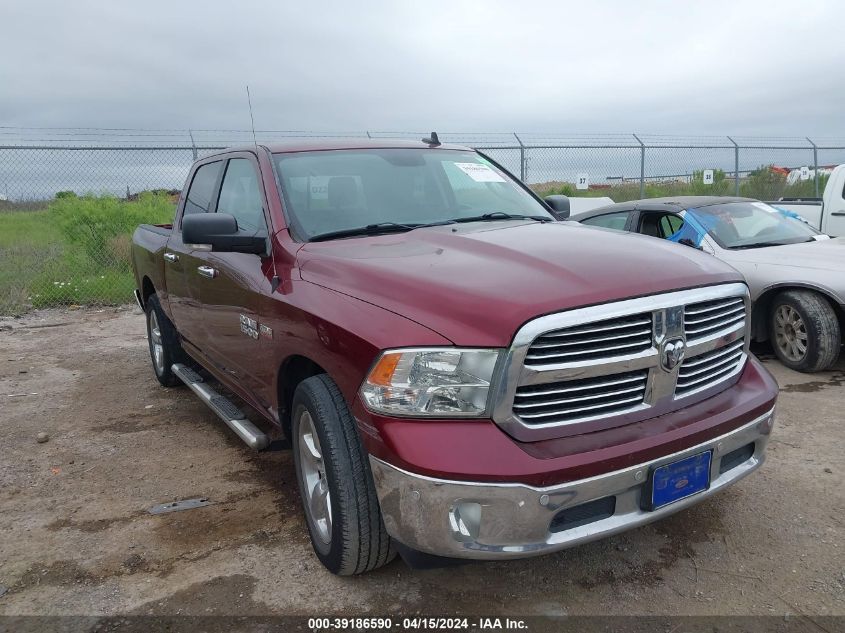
[131,224,173,308]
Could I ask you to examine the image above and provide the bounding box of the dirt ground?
[0,307,843,619]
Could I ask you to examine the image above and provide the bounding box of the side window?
[658,214,685,238]
[217,159,265,232]
[639,212,683,239]
[581,211,630,231]
[183,161,223,217]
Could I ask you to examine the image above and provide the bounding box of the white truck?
[769,164,845,236]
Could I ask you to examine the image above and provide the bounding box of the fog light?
[449,502,482,542]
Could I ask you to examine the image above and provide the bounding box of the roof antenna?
[422,131,440,146]
[246,85,258,150]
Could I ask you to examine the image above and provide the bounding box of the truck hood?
[297,221,742,347]
[722,236,845,272]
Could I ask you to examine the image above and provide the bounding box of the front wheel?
[291,374,395,575]
[770,290,840,373]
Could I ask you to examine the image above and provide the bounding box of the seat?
[640,215,662,237]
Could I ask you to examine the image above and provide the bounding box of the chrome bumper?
[369,408,774,560]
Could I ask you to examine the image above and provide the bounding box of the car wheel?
[145,294,187,387]
[292,374,395,575]
[770,290,840,373]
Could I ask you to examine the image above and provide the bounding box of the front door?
[194,155,275,406]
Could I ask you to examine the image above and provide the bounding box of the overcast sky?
[2,0,844,138]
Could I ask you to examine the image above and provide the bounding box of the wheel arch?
[276,354,329,437]
[752,282,845,342]
[141,275,156,305]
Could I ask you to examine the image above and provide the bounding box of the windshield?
[690,201,820,249]
[273,149,552,240]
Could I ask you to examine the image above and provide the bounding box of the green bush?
[686,169,731,195]
[51,192,174,269]
[535,166,828,205]
[739,166,786,200]
[0,193,177,314]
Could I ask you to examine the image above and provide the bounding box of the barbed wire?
[2,127,845,147]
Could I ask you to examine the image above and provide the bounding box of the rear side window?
[640,212,686,239]
[581,211,630,231]
[217,159,265,232]
[183,161,223,216]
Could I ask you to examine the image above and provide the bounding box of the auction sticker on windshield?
[454,162,506,182]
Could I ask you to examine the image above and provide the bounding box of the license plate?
[645,451,712,511]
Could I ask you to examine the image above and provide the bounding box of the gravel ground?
[0,307,842,619]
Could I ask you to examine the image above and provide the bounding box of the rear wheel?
[770,290,840,372]
[145,294,187,387]
[292,374,395,575]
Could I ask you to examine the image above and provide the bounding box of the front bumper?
[370,407,774,560]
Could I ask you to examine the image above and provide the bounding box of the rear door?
[164,159,224,347]
[194,154,274,402]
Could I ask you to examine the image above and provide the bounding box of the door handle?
[831,211,845,217]
[197,265,219,279]
[163,252,179,263]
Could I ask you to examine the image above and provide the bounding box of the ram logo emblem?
[661,338,686,372]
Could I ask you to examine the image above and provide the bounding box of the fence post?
[807,137,819,197]
[727,136,739,195]
[513,133,526,182]
[633,134,645,198]
[188,130,198,161]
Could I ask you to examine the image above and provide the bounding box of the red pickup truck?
[131,138,778,575]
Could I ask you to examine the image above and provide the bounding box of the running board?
[171,363,270,450]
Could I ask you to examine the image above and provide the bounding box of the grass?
[0,193,174,315]
[532,168,831,203]
[0,210,66,314]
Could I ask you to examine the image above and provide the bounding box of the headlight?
[360,348,501,417]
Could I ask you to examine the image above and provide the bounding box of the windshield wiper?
[309,222,424,242]
[731,238,815,250]
[309,220,464,242]
[307,213,548,242]
[450,211,553,224]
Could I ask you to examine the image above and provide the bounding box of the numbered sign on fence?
[702,169,714,185]
[800,166,810,181]
[576,173,589,190]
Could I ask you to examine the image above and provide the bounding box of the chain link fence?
[2,129,845,315]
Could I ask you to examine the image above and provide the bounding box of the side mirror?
[544,195,571,221]
[677,238,704,250]
[182,213,267,255]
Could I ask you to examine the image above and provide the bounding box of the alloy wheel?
[774,304,808,362]
[297,410,333,545]
[148,310,165,375]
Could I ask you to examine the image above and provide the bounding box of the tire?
[145,293,187,387]
[291,374,395,575]
[770,290,841,373]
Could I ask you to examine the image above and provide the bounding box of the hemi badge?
[259,324,273,339]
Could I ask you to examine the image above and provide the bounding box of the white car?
[572,196,844,372]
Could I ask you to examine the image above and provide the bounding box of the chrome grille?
[513,371,648,424]
[684,296,745,342]
[493,283,750,442]
[676,339,745,398]
[524,313,652,366]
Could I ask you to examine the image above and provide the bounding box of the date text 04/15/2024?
[308,617,528,630]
